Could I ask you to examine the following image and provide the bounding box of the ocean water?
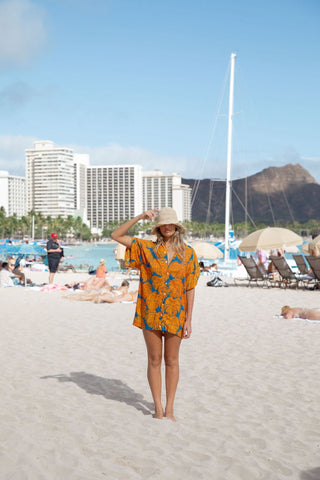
[59,241,306,273]
[62,241,240,272]
[62,243,120,271]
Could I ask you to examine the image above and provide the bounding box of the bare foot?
[164,411,177,422]
[153,407,164,420]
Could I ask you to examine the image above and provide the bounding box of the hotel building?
[142,170,191,221]
[87,165,142,233]
[74,153,89,223]
[26,141,76,218]
[25,141,192,232]
[0,170,26,218]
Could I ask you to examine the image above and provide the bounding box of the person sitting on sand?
[82,259,110,290]
[199,261,218,273]
[281,305,320,320]
[96,258,107,278]
[0,262,16,287]
[9,258,29,285]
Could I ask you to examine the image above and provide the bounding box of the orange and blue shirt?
[125,238,200,338]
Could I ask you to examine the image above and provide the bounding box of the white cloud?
[0,134,37,175]
[0,0,46,68]
[1,136,319,185]
[72,143,197,177]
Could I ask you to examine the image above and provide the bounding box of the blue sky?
[0,0,319,182]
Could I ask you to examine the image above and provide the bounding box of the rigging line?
[231,186,257,228]
[281,187,295,223]
[191,62,231,208]
[263,173,276,225]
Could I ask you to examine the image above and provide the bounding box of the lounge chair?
[269,255,304,289]
[292,254,309,275]
[306,256,320,287]
[234,256,270,287]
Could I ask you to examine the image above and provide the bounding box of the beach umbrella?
[239,227,302,252]
[113,243,127,261]
[9,243,47,257]
[190,241,223,259]
[283,244,300,254]
[302,234,320,254]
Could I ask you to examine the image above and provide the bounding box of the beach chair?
[292,254,309,275]
[269,255,304,289]
[306,256,320,288]
[234,256,270,287]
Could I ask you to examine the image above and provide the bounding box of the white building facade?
[74,153,89,223]
[0,170,26,218]
[87,165,142,233]
[26,141,75,218]
[142,170,192,221]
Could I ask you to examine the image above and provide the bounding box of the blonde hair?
[153,226,186,259]
[281,305,291,316]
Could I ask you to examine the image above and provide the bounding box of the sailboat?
[224,52,236,263]
[213,53,245,276]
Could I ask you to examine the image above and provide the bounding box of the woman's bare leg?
[163,333,181,422]
[64,292,98,301]
[143,330,164,419]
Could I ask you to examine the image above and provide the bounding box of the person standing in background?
[46,233,63,284]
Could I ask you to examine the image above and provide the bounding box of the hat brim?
[151,222,186,235]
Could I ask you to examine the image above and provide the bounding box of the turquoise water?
[58,241,307,272]
[62,243,120,271]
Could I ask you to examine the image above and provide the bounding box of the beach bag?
[207,277,228,287]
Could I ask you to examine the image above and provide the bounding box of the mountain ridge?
[183,163,320,223]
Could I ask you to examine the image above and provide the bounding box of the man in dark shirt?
[46,232,63,284]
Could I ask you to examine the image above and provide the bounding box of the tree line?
[0,208,91,242]
[0,207,319,242]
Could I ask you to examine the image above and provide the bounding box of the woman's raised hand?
[140,209,159,222]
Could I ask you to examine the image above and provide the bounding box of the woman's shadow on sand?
[300,468,320,480]
[41,372,154,416]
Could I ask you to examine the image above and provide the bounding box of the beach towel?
[40,284,68,292]
[275,315,320,324]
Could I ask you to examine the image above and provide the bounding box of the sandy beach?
[1,270,320,480]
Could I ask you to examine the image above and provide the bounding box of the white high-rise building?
[26,141,75,218]
[87,165,142,233]
[74,153,89,222]
[142,170,192,221]
[0,170,26,218]
[172,182,192,222]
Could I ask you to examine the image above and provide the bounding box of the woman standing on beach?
[111,207,200,421]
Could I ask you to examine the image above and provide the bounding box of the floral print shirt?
[125,238,200,338]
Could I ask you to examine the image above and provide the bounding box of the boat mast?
[224,52,236,262]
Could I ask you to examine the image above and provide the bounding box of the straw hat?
[99,258,105,264]
[151,207,186,235]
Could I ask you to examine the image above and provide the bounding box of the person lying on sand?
[281,305,320,320]
[64,280,137,303]
[65,276,111,292]
[94,287,138,304]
